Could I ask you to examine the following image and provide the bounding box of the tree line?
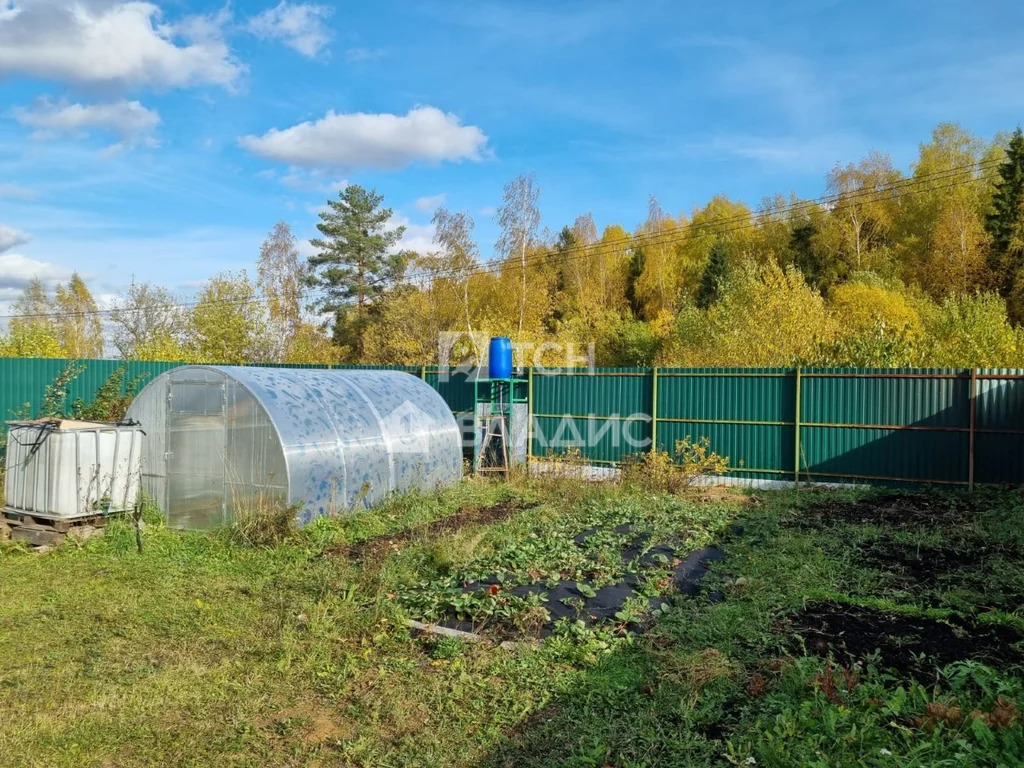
[3,122,1024,369]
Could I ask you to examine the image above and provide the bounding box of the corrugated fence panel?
[801,368,970,427]
[657,368,794,478]
[800,368,971,485]
[532,414,650,464]
[800,426,968,485]
[0,358,183,420]
[658,420,793,480]
[425,370,477,414]
[975,368,1024,484]
[531,368,651,464]
[7,359,1024,487]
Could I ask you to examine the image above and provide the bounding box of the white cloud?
[278,170,347,193]
[0,0,243,89]
[239,106,489,170]
[0,252,72,289]
[0,183,34,199]
[248,1,332,58]
[14,98,161,147]
[390,214,435,255]
[0,252,76,326]
[414,193,446,213]
[0,224,30,253]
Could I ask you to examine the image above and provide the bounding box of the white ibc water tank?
[3,420,145,520]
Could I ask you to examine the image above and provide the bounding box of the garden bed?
[397,494,734,639]
[793,600,1024,678]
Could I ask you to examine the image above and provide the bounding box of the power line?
[0,292,278,322]
[0,158,1002,321]
[402,158,1000,287]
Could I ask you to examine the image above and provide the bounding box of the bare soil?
[859,538,1021,585]
[792,600,1024,678]
[791,492,979,529]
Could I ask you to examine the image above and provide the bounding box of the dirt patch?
[859,539,1019,585]
[260,703,354,745]
[331,500,537,561]
[792,601,1024,678]
[791,492,978,529]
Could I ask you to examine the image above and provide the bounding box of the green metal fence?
[5,359,1024,487]
[0,358,443,423]
[529,367,1024,488]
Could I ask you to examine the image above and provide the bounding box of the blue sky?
[1,0,1023,317]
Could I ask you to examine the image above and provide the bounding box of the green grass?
[1,479,1023,767]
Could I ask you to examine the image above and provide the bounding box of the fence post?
[526,366,534,468]
[969,368,976,491]
[651,367,659,453]
[419,365,427,381]
[794,366,802,487]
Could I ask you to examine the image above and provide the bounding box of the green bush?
[620,436,730,493]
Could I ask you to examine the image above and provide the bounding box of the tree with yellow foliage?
[186,271,270,364]
[826,151,902,273]
[669,263,835,367]
[633,197,684,320]
[0,279,62,358]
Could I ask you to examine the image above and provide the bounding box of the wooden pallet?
[2,509,115,547]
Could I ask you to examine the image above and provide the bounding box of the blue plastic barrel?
[488,336,513,379]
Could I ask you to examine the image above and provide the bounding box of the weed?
[524,447,595,506]
[70,366,149,422]
[230,493,300,548]
[430,635,467,660]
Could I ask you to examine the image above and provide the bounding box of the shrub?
[71,367,149,422]
[620,436,730,493]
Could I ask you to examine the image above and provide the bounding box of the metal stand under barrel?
[475,379,511,476]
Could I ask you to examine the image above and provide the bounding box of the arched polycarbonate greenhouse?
[126,366,462,529]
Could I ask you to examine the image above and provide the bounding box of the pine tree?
[696,239,729,309]
[985,127,1024,295]
[625,243,645,317]
[308,185,407,355]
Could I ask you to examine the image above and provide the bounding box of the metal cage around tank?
[125,365,462,529]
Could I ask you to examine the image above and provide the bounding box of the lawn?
[1,476,1023,767]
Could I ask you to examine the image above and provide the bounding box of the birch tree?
[495,173,541,340]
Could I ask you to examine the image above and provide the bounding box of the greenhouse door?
[165,379,228,529]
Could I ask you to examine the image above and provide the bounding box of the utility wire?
[402,160,1000,287]
[0,158,1001,321]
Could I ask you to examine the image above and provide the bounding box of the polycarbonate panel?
[165,373,229,530]
[223,377,288,521]
[221,366,461,520]
[126,365,461,528]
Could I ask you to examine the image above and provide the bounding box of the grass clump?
[230,494,300,548]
